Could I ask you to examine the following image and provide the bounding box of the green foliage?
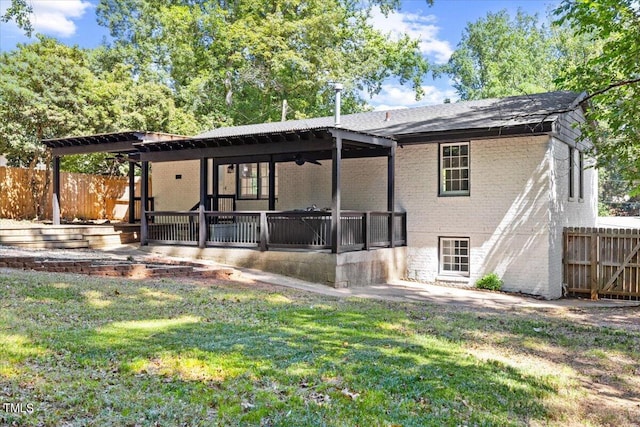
[1,0,33,36]
[0,36,98,167]
[0,38,200,175]
[598,202,612,217]
[475,273,503,291]
[445,10,558,100]
[554,0,640,191]
[96,0,432,125]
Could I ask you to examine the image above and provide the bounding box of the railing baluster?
[143,210,405,251]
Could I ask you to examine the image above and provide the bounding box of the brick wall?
[547,137,598,298]
[152,160,200,211]
[275,136,564,297]
[394,137,556,296]
[150,133,597,299]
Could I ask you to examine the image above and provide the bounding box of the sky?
[0,0,559,110]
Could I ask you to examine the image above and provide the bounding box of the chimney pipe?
[334,83,343,127]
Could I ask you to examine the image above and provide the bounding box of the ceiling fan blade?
[308,159,322,166]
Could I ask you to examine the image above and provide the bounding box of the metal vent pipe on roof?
[334,83,343,127]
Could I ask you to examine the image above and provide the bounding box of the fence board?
[0,166,139,221]
[564,227,640,300]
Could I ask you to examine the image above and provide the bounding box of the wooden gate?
[564,227,640,300]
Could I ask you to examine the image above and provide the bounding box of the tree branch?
[577,77,640,106]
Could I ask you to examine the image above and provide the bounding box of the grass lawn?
[0,269,638,426]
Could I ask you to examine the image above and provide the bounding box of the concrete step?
[0,233,85,243]
[84,234,130,249]
[0,225,140,249]
[2,240,90,249]
[0,227,97,236]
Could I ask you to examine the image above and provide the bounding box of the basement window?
[439,237,470,277]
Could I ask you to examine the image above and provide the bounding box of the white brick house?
[43,91,596,299]
[145,91,596,299]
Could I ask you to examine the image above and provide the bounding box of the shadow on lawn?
[3,272,638,425]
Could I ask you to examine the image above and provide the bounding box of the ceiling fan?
[293,153,322,166]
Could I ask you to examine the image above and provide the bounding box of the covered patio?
[43,125,407,287]
[135,126,406,254]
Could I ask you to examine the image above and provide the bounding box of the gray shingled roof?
[196,91,583,140]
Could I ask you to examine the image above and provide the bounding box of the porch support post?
[212,159,219,211]
[259,212,268,251]
[331,135,342,253]
[128,162,136,224]
[52,155,61,225]
[140,161,149,245]
[268,156,276,211]
[388,144,396,248]
[198,157,208,248]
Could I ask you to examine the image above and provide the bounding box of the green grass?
[0,270,638,426]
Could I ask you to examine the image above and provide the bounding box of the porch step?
[0,239,90,249]
[0,225,140,250]
[0,233,85,243]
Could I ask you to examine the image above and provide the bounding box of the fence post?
[259,212,268,252]
[590,228,599,300]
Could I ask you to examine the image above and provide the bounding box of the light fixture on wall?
[227,164,235,173]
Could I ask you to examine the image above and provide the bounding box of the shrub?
[475,273,503,291]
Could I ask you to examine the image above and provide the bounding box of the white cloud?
[29,0,92,38]
[368,8,453,64]
[369,83,458,110]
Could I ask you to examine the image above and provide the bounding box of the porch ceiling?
[134,126,396,163]
[42,131,188,156]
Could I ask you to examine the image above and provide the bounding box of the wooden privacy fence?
[564,227,640,300]
[0,166,145,221]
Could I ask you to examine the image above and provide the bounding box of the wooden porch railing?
[146,211,197,245]
[144,210,407,252]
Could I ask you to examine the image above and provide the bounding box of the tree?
[0,38,200,178]
[446,10,561,100]
[1,0,33,36]
[0,36,99,166]
[96,0,432,124]
[0,36,100,217]
[554,0,640,192]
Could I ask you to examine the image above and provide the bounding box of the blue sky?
[0,0,558,109]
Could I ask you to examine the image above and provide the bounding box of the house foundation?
[141,245,407,288]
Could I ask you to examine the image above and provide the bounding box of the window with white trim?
[238,163,276,199]
[568,147,575,200]
[578,151,584,201]
[440,143,469,196]
[439,237,470,276]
